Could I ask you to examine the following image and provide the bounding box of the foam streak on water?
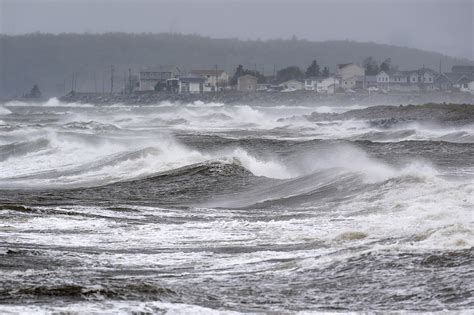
[0,99,473,313]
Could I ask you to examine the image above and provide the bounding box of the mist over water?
[0,99,473,313]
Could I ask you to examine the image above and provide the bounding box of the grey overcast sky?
[1,0,473,60]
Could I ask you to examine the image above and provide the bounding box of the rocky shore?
[306,103,474,126]
[57,91,474,107]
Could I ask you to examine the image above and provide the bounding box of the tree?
[28,85,41,98]
[363,56,380,75]
[305,60,320,78]
[380,58,392,72]
[230,64,245,85]
[276,66,304,82]
[230,64,266,85]
[322,67,330,77]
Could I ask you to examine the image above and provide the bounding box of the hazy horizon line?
[2,31,472,62]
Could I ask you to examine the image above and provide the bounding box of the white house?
[317,77,340,94]
[304,78,318,91]
[178,74,205,94]
[191,69,229,92]
[460,79,474,93]
[341,76,357,90]
[375,68,437,92]
[376,71,390,84]
[237,75,258,92]
[139,66,180,91]
[468,81,474,94]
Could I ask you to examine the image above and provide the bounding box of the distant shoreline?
[59,91,474,107]
[2,91,474,107]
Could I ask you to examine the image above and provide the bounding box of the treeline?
[230,57,395,84]
[0,33,470,97]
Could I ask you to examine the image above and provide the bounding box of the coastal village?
[129,63,474,95]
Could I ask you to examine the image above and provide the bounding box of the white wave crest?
[0,106,12,115]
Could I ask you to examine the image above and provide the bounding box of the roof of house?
[191,70,226,76]
[354,75,377,82]
[452,65,474,74]
[444,72,470,83]
[337,63,353,69]
[341,77,357,82]
[434,73,453,84]
[416,67,438,76]
[179,73,206,83]
[140,65,180,74]
[238,74,258,80]
[376,70,390,76]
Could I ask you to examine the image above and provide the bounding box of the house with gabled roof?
[178,73,206,94]
[317,77,340,94]
[434,72,474,91]
[354,75,377,90]
[374,68,437,91]
[467,81,474,94]
[237,75,258,92]
[139,65,181,91]
[304,77,318,91]
[452,65,474,74]
[191,69,229,92]
[434,73,455,90]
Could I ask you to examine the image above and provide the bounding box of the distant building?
[375,68,437,91]
[341,76,357,90]
[376,71,390,90]
[354,75,377,90]
[237,75,258,92]
[335,63,365,80]
[317,77,340,94]
[434,73,454,90]
[191,69,229,92]
[468,81,474,94]
[139,66,180,91]
[451,65,474,74]
[304,78,318,91]
[178,74,205,94]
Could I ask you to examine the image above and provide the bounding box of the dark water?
[0,99,473,313]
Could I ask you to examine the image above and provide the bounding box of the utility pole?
[102,70,105,94]
[74,73,77,92]
[128,68,132,94]
[215,64,218,92]
[110,65,115,94]
[123,70,127,94]
[94,72,97,93]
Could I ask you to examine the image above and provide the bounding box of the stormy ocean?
[0,98,472,313]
